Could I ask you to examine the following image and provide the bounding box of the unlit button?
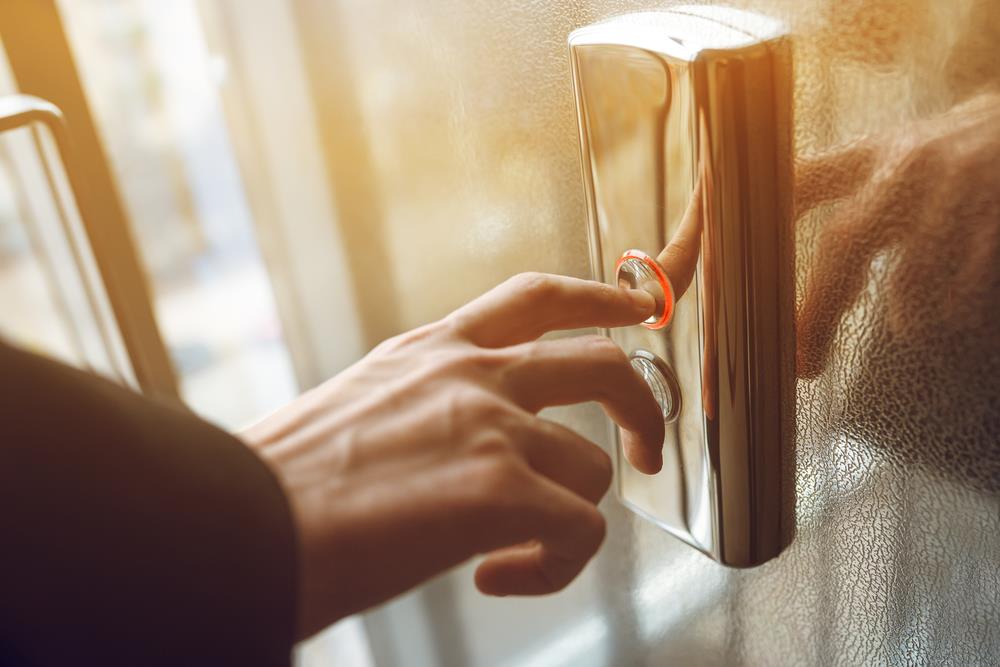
[630,350,682,423]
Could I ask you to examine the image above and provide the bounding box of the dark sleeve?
[0,341,299,666]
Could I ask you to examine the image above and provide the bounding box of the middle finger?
[497,335,665,474]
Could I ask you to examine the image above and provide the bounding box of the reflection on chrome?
[570,6,795,566]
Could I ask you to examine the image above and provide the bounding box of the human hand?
[795,89,1000,377]
[241,273,663,638]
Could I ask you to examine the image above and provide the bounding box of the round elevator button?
[629,349,682,423]
[616,249,675,330]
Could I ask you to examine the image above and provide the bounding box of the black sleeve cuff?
[0,341,299,666]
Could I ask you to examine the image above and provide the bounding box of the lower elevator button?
[629,349,682,423]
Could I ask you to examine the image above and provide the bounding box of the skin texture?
[242,273,664,639]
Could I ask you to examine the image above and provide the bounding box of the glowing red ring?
[615,249,675,330]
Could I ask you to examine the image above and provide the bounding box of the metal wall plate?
[570,6,795,566]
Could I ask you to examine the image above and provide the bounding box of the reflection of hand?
[241,274,663,638]
[796,90,1000,378]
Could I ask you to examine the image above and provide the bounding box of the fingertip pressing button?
[616,249,675,329]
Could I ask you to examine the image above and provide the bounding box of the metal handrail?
[0,93,178,398]
[1,0,179,399]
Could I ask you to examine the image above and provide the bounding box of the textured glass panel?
[283,0,1000,665]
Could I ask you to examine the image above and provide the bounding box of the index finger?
[449,272,655,348]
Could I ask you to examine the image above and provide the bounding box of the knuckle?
[426,345,499,381]
[468,429,517,459]
[442,309,477,341]
[510,272,557,304]
[465,347,507,374]
[439,386,510,439]
[376,321,447,354]
[424,351,465,382]
[503,342,545,383]
[370,330,411,356]
[461,389,510,423]
[469,453,530,506]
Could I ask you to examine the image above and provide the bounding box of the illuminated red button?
[615,249,675,330]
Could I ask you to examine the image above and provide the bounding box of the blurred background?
[1,0,997,665]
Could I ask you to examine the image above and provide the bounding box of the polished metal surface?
[570,7,794,566]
